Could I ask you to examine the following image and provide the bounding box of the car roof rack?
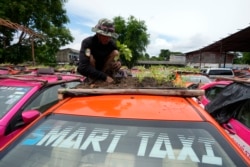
[214,76,250,84]
[35,68,85,81]
[0,66,9,70]
[175,70,207,75]
[36,68,55,75]
[57,88,204,100]
[36,67,63,80]
[0,75,48,84]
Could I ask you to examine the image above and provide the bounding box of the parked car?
[0,87,249,166]
[204,68,235,80]
[205,81,250,158]
[200,68,208,74]
[233,69,250,77]
[198,80,232,106]
[173,71,212,89]
[0,66,21,75]
[0,68,84,148]
[236,74,250,81]
[0,66,9,75]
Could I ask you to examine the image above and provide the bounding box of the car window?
[0,115,247,167]
[200,69,207,74]
[236,99,250,128]
[0,86,32,119]
[65,81,81,88]
[181,75,211,84]
[23,81,80,113]
[4,81,81,136]
[205,86,226,101]
[208,70,233,75]
[23,85,60,113]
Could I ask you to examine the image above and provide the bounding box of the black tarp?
[205,82,250,124]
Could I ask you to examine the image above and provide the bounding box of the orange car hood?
[53,95,204,121]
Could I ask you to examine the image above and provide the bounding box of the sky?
[62,0,250,56]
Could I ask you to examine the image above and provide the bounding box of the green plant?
[134,66,147,83]
[132,65,202,87]
[149,66,166,84]
[116,41,132,62]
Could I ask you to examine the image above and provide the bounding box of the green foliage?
[0,44,32,64]
[149,66,168,84]
[113,16,150,68]
[0,0,73,64]
[35,45,57,66]
[116,41,132,61]
[134,66,147,83]
[133,65,200,86]
[159,49,171,61]
[232,52,243,64]
[134,65,172,84]
[242,52,250,64]
[55,64,76,71]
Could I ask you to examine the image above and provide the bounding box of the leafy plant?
[116,41,132,62]
[132,65,202,88]
[149,66,167,84]
[134,66,147,83]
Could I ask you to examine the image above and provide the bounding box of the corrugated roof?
[187,25,250,54]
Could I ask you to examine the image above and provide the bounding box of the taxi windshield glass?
[181,75,211,84]
[0,115,246,167]
[0,86,31,118]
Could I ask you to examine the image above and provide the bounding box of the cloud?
[62,0,250,56]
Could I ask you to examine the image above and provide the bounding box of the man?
[77,18,121,83]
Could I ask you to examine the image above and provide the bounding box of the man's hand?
[105,76,114,83]
[112,61,121,71]
[89,55,96,68]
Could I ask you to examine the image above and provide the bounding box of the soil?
[76,76,175,89]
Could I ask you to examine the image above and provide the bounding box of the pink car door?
[225,118,250,158]
[227,118,250,145]
[223,100,250,158]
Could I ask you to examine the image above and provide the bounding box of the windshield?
[0,86,31,119]
[208,70,233,76]
[0,115,246,167]
[181,75,211,84]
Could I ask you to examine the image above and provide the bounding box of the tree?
[0,0,73,65]
[242,52,250,64]
[113,16,150,68]
[233,52,243,64]
[159,49,171,61]
[139,53,150,60]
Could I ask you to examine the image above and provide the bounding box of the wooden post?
[31,37,36,66]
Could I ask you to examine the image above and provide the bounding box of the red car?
[173,71,212,89]
[198,80,232,106]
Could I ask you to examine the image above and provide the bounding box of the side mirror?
[222,122,236,135]
[22,110,40,124]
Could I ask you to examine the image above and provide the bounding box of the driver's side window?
[23,85,61,113]
[5,86,60,135]
[236,100,250,128]
[205,86,223,101]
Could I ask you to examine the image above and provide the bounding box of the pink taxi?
[0,68,84,148]
[205,81,250,158]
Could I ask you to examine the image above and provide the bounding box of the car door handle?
[222,123,236,135]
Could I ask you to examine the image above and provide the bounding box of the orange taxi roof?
[53,95,206,121]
